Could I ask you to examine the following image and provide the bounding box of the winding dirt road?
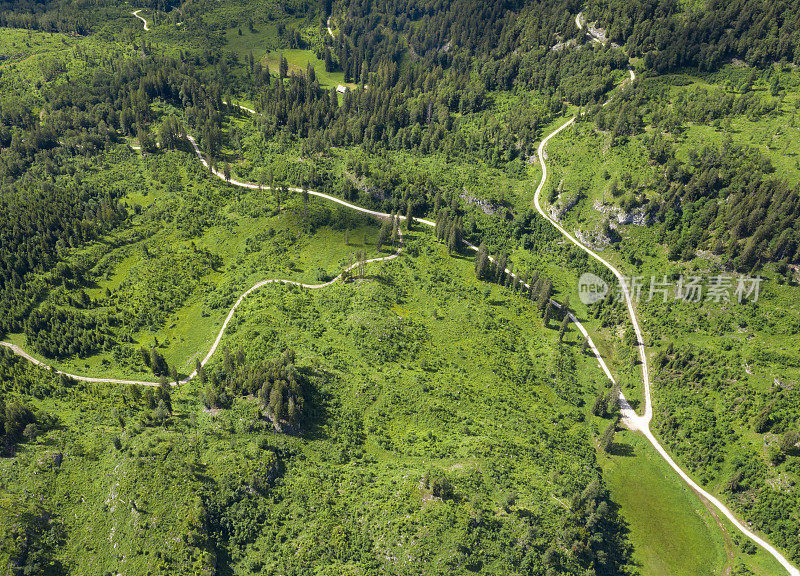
[225,100,257,115]
[131,10,150,32]
[0,116,592,394]
[1,221,402,387]
[532,74,799,576]
[575,10,607,45]
[533,115,649,428]
[2,14,797,574]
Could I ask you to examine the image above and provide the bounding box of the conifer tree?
[529,271,540,299]
[591,392,606,417]
[170,364,179,385]
[601,417,619,453]
[447,225,458,255]
[543,301,554,325]
[376,217,392,249]
[405,201,414,230]
[607,384,621,416]
[279,53,289,78]
[195,358,207,384]
[150,347,168,376]
[495,253,507,284]
[536,279,552,312]
[140,346,151,369]
[474,244,490,280]
[158,378,172,413]
[153,400,170,426]
[558,314,569,342]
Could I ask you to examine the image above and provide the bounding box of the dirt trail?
[532,42,798,575]
[131,9,149,32]
[2,25,797,574]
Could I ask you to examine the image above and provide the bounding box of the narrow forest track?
[0,120,598,392]
[226,102,257,115]
[1,226,403,387]
[131,10,150,32]
[533,114,649,430]
[2,13,798,575]
[532,64,800,576]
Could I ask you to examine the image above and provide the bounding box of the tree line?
[591,82,800,270]
[0,392,56,456]
[0,48,232,339]
[471,243,578,342]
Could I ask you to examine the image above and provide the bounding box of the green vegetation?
[0,232,637,574]
[603,430,727,576]
[585,0,800,72]
[263,48,351,89]
[542,60,800,568]
[1,0,800,573]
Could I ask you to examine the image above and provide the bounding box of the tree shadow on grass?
[448,249,474,261]
[295,366,330,442]
[368,272,399,289]
[605,495,641,573]
[608,441,635,457]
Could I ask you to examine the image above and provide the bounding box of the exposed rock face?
[593,200,649,226]
[615,208,648,226]
[345,172,387,200]
[587,23,608,43]
[552,38,577,51]
[575,227,611,251]
[461,192,497,215]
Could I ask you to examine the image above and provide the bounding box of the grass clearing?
[262,48,352,89]
[601,429,727,576]
[603,429,789,576]
[224,21,281,60]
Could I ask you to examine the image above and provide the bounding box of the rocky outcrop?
[461,192,498,215]
[593,200,649,226]
[552,38,577,51]
[575,227,611,251]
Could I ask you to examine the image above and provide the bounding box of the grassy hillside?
[541,62,800,570]
[0,233,637,575]
[2,0,799,573]
[601,430,787,576]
